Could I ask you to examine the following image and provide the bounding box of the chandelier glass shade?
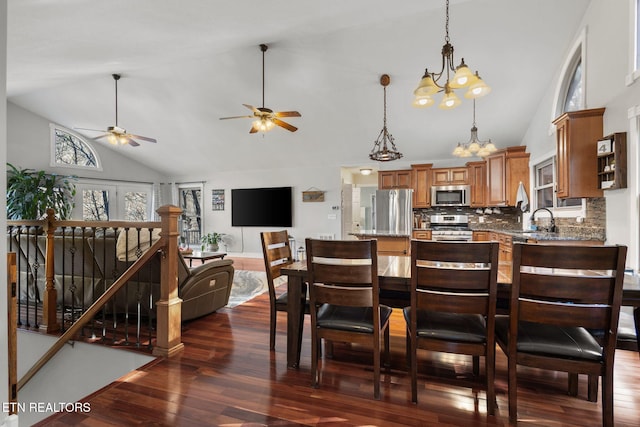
[413,0,490,110]
[453,99,497,158]
[370,74,403,162]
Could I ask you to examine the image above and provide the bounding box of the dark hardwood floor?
[37,260,640,426]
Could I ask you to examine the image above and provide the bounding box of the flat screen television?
[231,186,292,227]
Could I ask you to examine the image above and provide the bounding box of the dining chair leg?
[588,375,599,402]
[486,345,496,416]
[269,304,276,350]
[472,355,480,376]
[405,328,411,369]
[508,358,517,422]
[410,331,418,404]
[311,335,320,388]
[374,332,381,400]
[384,326,390,368]
[602,370,614,427]
[568,373,578,397]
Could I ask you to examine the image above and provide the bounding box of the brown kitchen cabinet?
[489,231,512,262]
[375,236,410,255]
[412,230,432,240]
[431,167,469,185]
[485,146,530,207]
[553,108,605,198]
[379,169,412,189]
[411,163,433,208]
[472,230,490,241]
[467,161,486,207]
[597,132,627,191]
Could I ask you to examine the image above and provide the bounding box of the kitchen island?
[350,231,410,256]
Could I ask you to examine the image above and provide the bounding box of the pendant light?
[369,74,403,162]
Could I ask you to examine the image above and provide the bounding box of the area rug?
[227,270,284,308]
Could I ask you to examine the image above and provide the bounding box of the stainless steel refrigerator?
[373,189,413,234]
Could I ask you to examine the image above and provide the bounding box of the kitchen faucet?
[530,207,556,232]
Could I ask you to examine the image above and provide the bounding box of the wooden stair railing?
[7,252,18,414]
[12,204,185,392]
[17,238,164,392]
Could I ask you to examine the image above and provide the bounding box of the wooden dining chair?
[260,230,308,350]
[305,238,392,399]
[404,240,499,414]
[495,243,627,426]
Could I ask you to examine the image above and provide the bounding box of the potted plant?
[201,232,223,252]
[6,163,77,219]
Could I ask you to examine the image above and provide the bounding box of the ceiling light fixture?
[369,74,403,162]
[452,99,497,158]
[413,0,491,110]
[360,168,373,176]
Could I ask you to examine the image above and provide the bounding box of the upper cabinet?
[378,169,412,189]
[431,167,469,185]
[467,161,486,207]
[485,146,530,207]
[552,108,605,198]
[597,132,627,190]
[411,163,433,208]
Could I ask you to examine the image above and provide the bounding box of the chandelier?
[452,99,497,158]
[412,0,491,110]
[370,74,403,162]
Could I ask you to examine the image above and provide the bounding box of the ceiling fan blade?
[249,123,260,134]
[74,127,108,133]
[127,139,141,147]
[274,111,301,118]
[219,115,254,120]
[243,104,260,114]
[128,134,157,143]
[272,118,298,132]
[92,133,111,140]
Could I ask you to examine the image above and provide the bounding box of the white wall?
[7,102,166,183]
[521,0,640,269]
[200,165,343,256]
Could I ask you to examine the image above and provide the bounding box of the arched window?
[50,124,102,170]
[562,59,582,113]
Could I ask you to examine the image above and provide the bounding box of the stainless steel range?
[429,214,473,241]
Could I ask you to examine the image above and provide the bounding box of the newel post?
[40,208,60,333]
[153,204,185,357]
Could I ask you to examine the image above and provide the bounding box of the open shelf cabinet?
[597,132,627,190]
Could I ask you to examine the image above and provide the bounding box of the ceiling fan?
[220,44,301,133]
[75,74,157,147]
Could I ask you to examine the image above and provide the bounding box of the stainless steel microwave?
[431,185,471,207]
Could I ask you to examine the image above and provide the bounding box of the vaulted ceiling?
[7,0,591,178]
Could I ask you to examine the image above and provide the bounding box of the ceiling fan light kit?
[75,73,157,147]
[412,0,490,110]
[220,44,301,134]
[369,74,403,162]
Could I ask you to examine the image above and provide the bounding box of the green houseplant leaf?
[6,163,77,220]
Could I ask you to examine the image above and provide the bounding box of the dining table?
[281,255,640,369]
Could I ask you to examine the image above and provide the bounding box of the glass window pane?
[83,190,109,220]
[536,163,554,186]
[557,197,582,208]
[180,188,202,245]
[563,60,582,112]
[124,192,148,221]
[536,187,554,209]
[54,128,98,167]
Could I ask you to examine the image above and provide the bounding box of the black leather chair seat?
[317,304,392,334]
[495,316,603,361]
[403,308,487,343]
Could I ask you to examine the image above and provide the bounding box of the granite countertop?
[349,230,411,238]
[492,229,605,242]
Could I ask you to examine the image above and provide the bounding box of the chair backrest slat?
[411,240,499,317]
[306,238,379,308]
[511,243,627,335]
[260,230,293,297]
